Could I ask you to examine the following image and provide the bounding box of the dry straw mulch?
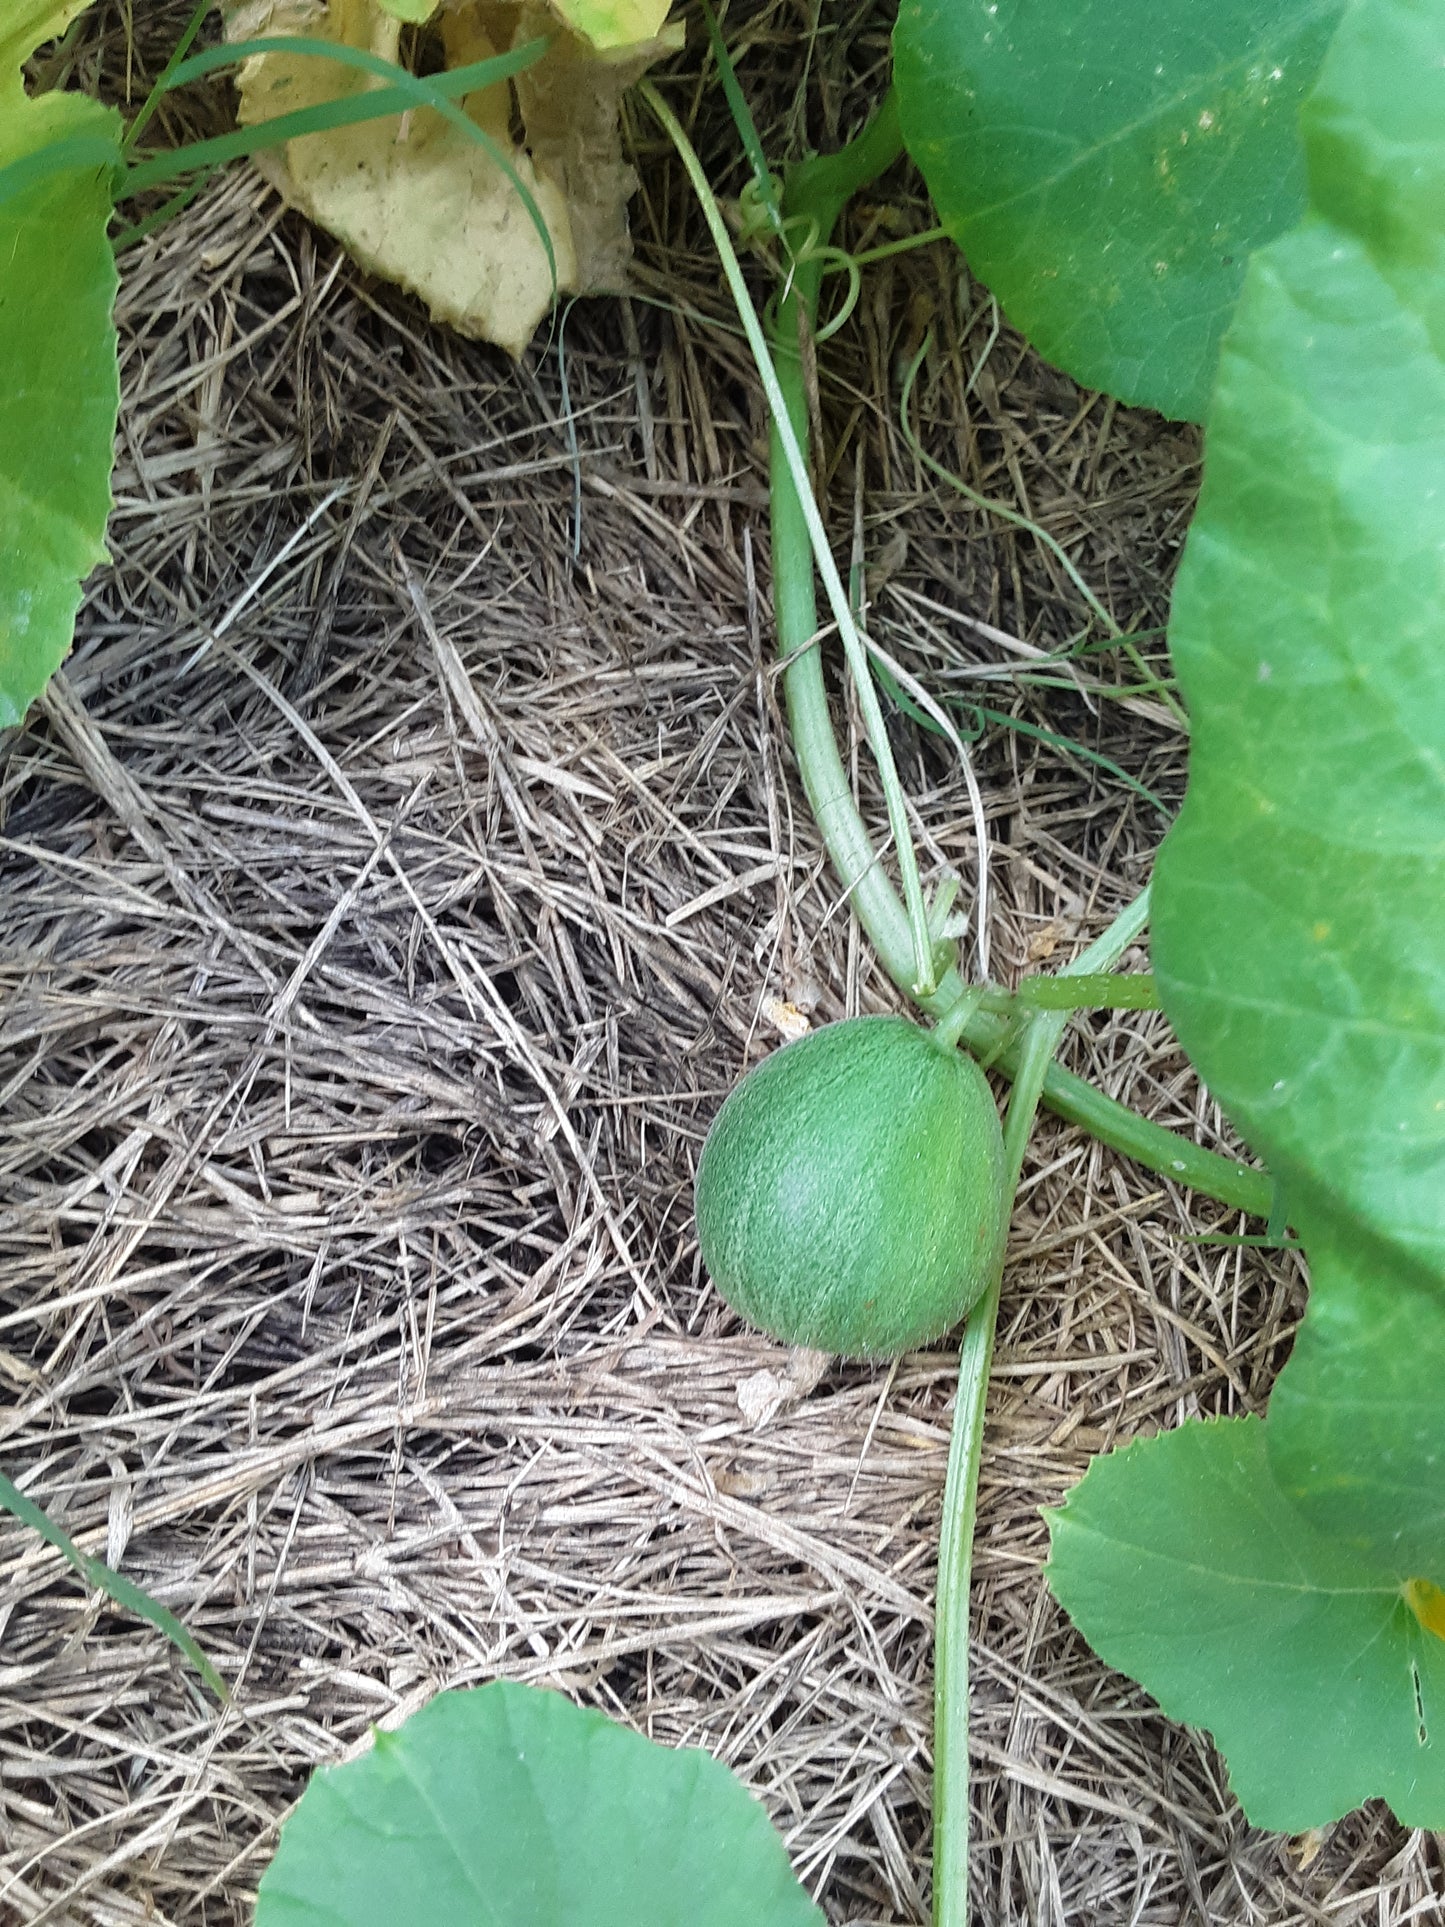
[3,5,1441,1922]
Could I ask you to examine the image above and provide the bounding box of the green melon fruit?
[695,1015,1007,1359]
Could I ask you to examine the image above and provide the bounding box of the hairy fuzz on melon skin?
[695,1016,1006,1360]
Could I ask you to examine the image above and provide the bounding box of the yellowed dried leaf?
[226,0,680,358]
[548,0,672,53]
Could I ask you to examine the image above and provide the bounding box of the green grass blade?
[869,645,1169,814]
[111,166,217,250]
[122,35,557,292]
[159,33,547,98]
[963,703,1170,814]
[119,0,210,157]
[699,0,783,239]
[1,1471,228,1701]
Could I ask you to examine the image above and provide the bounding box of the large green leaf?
[1152,0,1445,1303]
[1046,1417,1445,1831]
[1267,1241,1445,1574]
[1053,0,1445,1829]
[1,5,120,728]
[255,1682,824,1926]
[1151,0,1445,1639]
[892,0,1343,421]
[1156,0,1445,1279]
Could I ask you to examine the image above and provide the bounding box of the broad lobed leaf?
[1153,0,1445,1343]
[0,2,120,727]
[256,1681,824,1925]
[1267,1237,1445,1574]
[1047,1418,1445,1832]
[1055,0,1445,1831]
[892,0,1343,421]
[1160,0,1445,1612]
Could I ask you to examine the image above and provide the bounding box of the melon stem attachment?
[930,989,985,1056]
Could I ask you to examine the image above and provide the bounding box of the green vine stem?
[641,82,942,995]
[759,106,1270,1221]
[932,889,1149,1926]
[642,72,1280,1927]
[641,83,1270,1216]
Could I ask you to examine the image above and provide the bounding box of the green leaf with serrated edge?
[1046,1416,1445,1831]
[1,2,96,84]
[1151,0,1445,1559]
[1,6,120,728]
[892,0,1343,422]
[256,1681,825,1926]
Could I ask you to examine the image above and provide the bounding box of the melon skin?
[695,1015,1006,1359]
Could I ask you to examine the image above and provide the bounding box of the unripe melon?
[695,1015,1006,1358]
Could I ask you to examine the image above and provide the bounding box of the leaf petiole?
[1004,971,1160,1011]
[756,108,1268,1218]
